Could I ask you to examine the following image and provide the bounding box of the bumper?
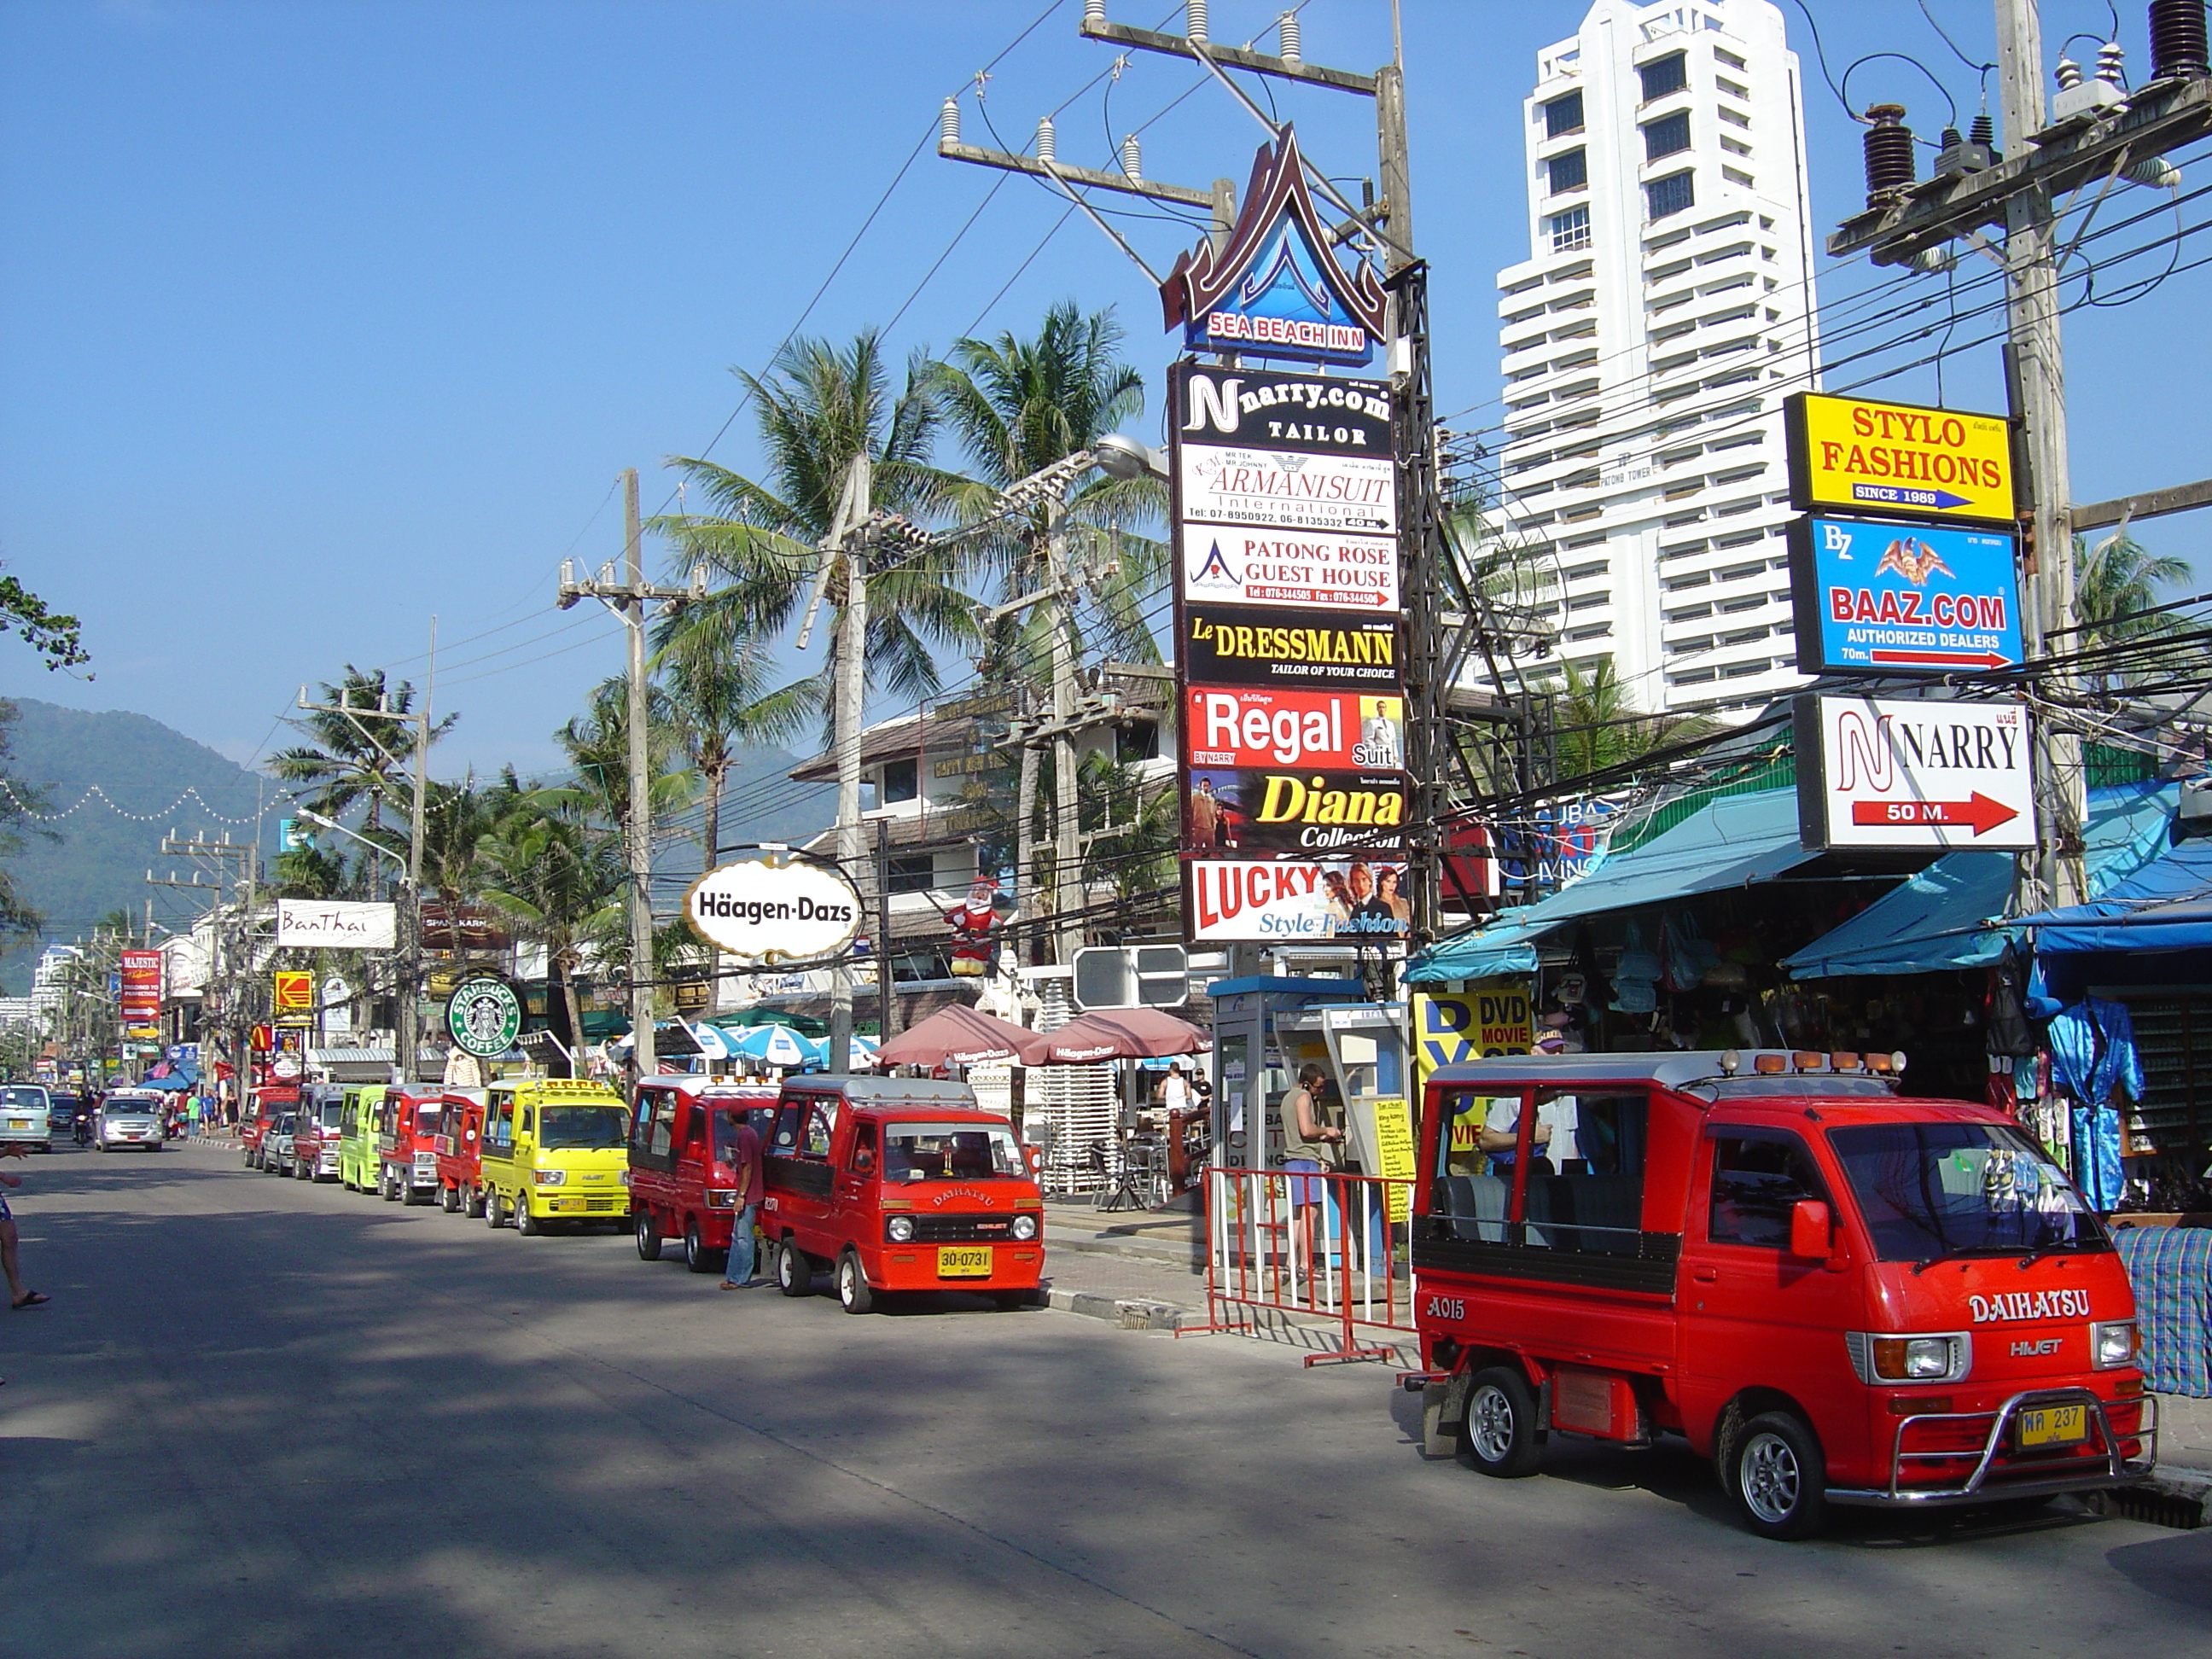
[4,1131,51,1150]
[533,1190,629,1217]
[875,1246,1045,1292]
[1828,1388,2157,1507]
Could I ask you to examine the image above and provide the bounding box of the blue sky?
[3,0,2204,784]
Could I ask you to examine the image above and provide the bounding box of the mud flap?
[1423,1372,1473,1458]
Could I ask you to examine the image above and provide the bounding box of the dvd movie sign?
[1185,858,1411,942]
[1184,766,1408,853]
[1185,607,1398,690]
[1183,686,1403,771]
[1179,524,1399,613]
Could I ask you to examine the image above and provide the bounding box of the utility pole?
[875,814,897,1045]
[824,454,872,1076]
[559,471,706,1090]
[1045,498,1082,964]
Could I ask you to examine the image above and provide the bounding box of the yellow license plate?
[2018,1404,2087,1447]
[937,1246,993,1278]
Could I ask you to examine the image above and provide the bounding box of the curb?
[1042,1286,1202,1330]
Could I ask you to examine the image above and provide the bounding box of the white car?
[96,1091,167,1152]
[0,1085,53,1152]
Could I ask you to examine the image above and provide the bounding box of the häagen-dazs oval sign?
[684,856,862,963]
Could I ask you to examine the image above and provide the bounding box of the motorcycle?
[72,1111,90,1147]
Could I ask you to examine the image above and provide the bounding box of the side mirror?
[1790,1199,1835,1260]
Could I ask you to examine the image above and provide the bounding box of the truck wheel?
[400,1180,424,1208]
[514,1192,541,1236]
[485,1188,505,1228]
[1460,1366,1544,1479]
[684,1220,717,1275]
[835,1250,876,1315]
[440,1183,460,1214]
[1726,1411,1828,1540]
[636,1212,663,1261]
[776,1238,814,1298]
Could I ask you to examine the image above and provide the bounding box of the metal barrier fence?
[1181,1165,1418,1366]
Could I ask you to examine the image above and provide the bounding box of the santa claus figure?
[946,879,1011,976]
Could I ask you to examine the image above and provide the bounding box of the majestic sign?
[683,855,862,963]
[446,975,521,1058]
[1185,858,1412,943]
[1785,392,2015,525]
[271,969,316,1027]
[1795,694,2035,852]
[1184,686,1403,771]
[275,899,399,951]
[1159,129,1388,368]
[1787,515,2023,674]
[1182,767,1408,854]
[119,949,162,1023]
[1179,523,1398,614]
[1184,607,1399,690]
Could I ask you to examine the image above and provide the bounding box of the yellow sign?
[1785,391,2014,524]
[1413,986,1533,1156]
[1368,1097,1416,1224]
[272,970,315,1027]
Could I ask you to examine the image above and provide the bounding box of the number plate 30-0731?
[2017,1403,2087,1447]
[936,1246,992,1278]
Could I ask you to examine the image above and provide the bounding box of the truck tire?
[684,1220,718,1275]
[776,1237,814,1297]
[1725,1410,1829,1541]
[835,1250,876,1314]
[636,1211,663,1261]
[440,1182,460,1213]
[464,1184,486,1219]
[1460,1366,1545,1479]
[485,1188,505,1228]
[514,1192,541,1236]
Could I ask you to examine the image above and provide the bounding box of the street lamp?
[296,810,407,870]
[1093,432,1168,482]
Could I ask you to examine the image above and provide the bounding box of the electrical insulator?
[2054,55,2084,90]
[1121,134,1142,180]
[2150,0,2210,79]
[1279,10,1301,62]
[2126,154,2183,186]
[1084,0,1107,24]
[2098,40,2128,84]
[1862,104,1916,206]
[1970,111,1999,158]
[1187,0,1208,44]
[940,97,960,148]
[1035,115,1055,164]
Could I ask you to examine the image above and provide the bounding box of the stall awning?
[2019,837,2212,953]
[1780,781,2178,979]
[1407,788,1814,985]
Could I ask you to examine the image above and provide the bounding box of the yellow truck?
[339,1085,387,1192]
[478,1077,631,1236]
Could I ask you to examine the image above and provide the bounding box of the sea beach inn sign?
[1160,128,1387,369]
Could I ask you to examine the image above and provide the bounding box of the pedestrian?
[0,1144,49,1310]
[1280,1062,1344,1289]
[718,1113,767,1289]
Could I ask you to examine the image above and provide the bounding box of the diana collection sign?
[275,899,399,951]
[1785,392,2016,525]
[684,855,862,963]
[1795,693,2035,852]
[1786,514,2023,674]
[446,975,522,1059]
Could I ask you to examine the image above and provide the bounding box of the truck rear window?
[883,1122,1022,1181]
[1827,1121,2106,1262]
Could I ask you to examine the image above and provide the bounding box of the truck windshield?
[538,1105,626,1151]
[1827,1121,2107,1263]
[317,1101,345,1126]
[883,1121,1022,1180]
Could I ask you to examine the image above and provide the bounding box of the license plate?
[2018,1403,2087,1447]
[7,1120,32,1132]
[937,1245,993,1278]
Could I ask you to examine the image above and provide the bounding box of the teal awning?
[1407,788,1813,985]
[1780,781,2176,979]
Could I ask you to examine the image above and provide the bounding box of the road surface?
[1,1141,2203,1657]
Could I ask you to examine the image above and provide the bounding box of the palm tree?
[542,676,692,841]
[477,806,625,1075]
[2073,529,2191,690]
[650,621,812,882]
[657,329,976,724]
[270,667,454,894]
[419,770,524,915]
[1075,752,1179,910]
[1555,656,1713,782]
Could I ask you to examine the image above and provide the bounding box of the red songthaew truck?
[1409,1050,2152,1540]
[626,1078,782,1272]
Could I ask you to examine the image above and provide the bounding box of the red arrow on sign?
[1869,648,2015,670]
[1850,793,2021,835]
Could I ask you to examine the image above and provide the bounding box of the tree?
[477,805,625,1075]
[419,770,526,915]
[649,626,811,882]
[2073,529,2192,690]
[1554,656,1713,782]
[542,676,692,842]
[658,329,977,725]
[269,667,454,892]
[0,570,89,674]
[0,701,47,940]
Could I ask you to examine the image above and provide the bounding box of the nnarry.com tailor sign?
[1788,515,2022,674]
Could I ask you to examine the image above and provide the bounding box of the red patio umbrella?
[873,1004,1051,1068]
[1040,1007,1209,1064]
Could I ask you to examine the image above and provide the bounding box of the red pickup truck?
[433,1090,486,1214]
[628,1078,782,1272]
[1410,1050,2152,1540]
[376,1088,445,1205]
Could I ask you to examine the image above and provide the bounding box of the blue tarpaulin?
[1407,789,1813,985]
[2021,836,2212,954]
[1780,782,2178,979]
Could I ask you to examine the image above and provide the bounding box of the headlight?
[887,1215,915,1243]
[618,1168,631,1187]
[533,1169,567,1187]
[2092,1319,2139,1369]
[1850,1330,1970,1383]
[707,1188,737,1208]
[1011,1214,1039,1241]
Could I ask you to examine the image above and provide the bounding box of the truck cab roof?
[1427,1049,1914,1103]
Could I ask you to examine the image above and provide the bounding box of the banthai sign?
[1787,514,2023,675]
[275,899,398,951]
[1159,128,1388,368]
[1785,392,2016,525]
[1794,694,2035,852]
[683,855,862,963]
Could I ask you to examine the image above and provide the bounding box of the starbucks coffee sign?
[446,975,522,1058]
[684,855,862,963]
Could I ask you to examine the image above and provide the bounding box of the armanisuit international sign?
[684,856,862,963]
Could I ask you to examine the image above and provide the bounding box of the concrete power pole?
[1045,497,1081,965]
[825,452,872,1078]
[1994,0,2087,908]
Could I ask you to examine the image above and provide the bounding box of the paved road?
[2,1142,2203,1659]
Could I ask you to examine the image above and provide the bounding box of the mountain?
[0,698,839,992]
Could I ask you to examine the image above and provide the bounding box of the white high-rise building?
[1490,0,1821,718]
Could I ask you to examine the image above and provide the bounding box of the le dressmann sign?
[683,855,863,963]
